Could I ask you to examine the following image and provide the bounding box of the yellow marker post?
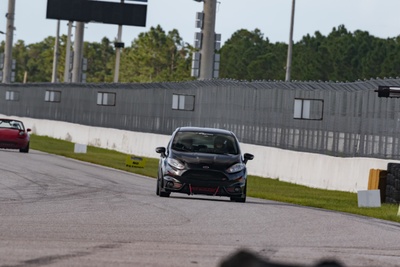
[125,155,146,168]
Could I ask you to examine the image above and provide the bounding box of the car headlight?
[167,158,185,170]
[227,163,245,173]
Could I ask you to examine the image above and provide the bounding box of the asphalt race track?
[1,149,400,267]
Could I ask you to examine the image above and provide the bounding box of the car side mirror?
[27,128,31,132]
[243,153,254,164]
[155,147,166,157]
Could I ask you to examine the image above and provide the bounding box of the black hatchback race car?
[155,127,254,202]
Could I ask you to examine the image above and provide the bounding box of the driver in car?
[214,136,227,153]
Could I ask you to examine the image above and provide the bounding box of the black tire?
[387,173,395,186]
[388,162,400,174]
[160,190,170,198]
[156,176,160,196]
[230,182,247,203]
[388,163,396,174]
[19,142,29,153]
[386,184,394,196]
[385,196,397,204]
[385,184,400,203]
[395,179,400,191]
[157,174,170,198]
[231,195,246,203]
[391,187,400,202]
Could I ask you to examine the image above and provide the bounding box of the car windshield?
[171,131,239,155]
[0,120,24,130]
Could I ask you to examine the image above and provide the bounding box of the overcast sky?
[1,0,400,46]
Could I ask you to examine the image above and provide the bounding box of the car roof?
[175,126,234,136]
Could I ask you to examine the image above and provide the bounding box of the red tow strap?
[213,186,219,196]
[189,184,219,196]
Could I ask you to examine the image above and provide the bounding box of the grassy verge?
[30,134,400,223]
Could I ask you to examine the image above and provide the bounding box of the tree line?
[1,24,399,83]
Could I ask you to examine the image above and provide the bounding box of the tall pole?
[72,22,85,83]
[285,0,295,82]
[64,21,73,82]
[199,0,217,80]
[51,20,60,83]
[114,0,124,83]
[2,0,15,83]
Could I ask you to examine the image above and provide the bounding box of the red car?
[0,118,31,153]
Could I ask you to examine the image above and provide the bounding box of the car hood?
[171,150,241,169]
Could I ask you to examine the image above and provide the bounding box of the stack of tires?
[386,163,400,203]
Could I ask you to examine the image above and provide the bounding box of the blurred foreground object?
[219,249,344,267]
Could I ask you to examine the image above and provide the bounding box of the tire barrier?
[386,163,400,204]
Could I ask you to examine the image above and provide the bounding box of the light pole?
[198,0,217,80]
[51,20,60,83]
[285,0,295,82]
[2,0,15,83]
[72,22,85,83]
[64,21,73,82]
[113,0,124,83]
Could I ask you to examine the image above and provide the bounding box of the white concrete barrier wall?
[3,115,398,193]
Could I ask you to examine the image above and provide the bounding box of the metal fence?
[1,78,400,159]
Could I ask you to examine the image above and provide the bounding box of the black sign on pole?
[375,85,400,98]
[46,0,147,27]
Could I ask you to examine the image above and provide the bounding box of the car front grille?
[181,169,228,182]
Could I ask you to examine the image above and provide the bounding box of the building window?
[45,90,61,102]
[172,94,195,111]
[294,98,323,120]
[97,92,116,106]
[5,91,19,101]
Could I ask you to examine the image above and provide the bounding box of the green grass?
[30,134,400,223]
[30,134,159,178]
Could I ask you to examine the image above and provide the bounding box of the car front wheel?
[19,142,29,153]
[230,195,246,203]
[157,174,170,198]
[156,176,160,196]
[230,182,246,203]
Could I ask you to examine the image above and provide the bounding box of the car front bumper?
[162,171,247,197]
